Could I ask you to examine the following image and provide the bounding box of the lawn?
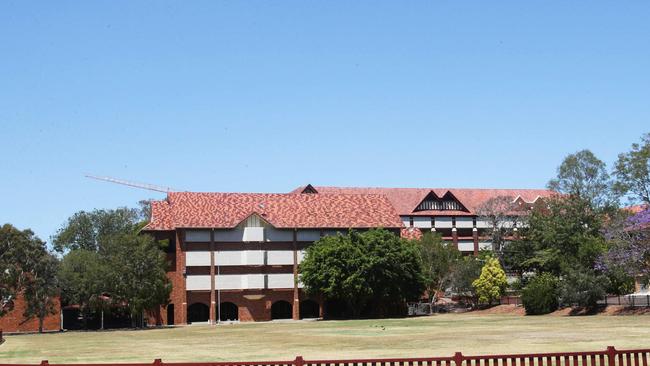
[1,313,649,364]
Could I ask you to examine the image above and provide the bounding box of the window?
[415,194,464,211]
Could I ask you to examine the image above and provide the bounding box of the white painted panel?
[243,227,264,242]
[215,251,265,265]
[456,217,474,228]
[479,242,493,250]
[216,274,243,290]
[476,219,491,229]
[246,274,265,289]
[297,250,306,263]
[186,275,211,290]
[267,250,294,265]
[435,217,453,228]
[413,217,432,228]
[215,251,243,266]
[401,217,411,227]
[267,274,294,289]
[458,241,474,252]
[244,250,265,265]
[265,228,294,242]
[297,230,321,242]
[185,251,211,266]
[185,230,210,242]
[214,229,245,242]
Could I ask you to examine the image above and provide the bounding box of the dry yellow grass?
[1,313,649,364]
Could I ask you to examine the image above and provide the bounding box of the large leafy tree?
[547,149,614,210]
[103,233,171,326]
[0,224,59,332]
[614,133,650,204]
[22,250,59,333]
[300,229,425,318]
[475,195,527,256]
[449,256,483,303]
[600,207,650,285]
[58,250,107,315]
[416,232,460,302]
[0,224,36,316]
[518,196,608,276]
[55,207,170,327]
[52,208,141,253]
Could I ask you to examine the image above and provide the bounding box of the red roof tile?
[294,186,555,216]
[144,192,403,231]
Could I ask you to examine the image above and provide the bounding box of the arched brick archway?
[219,302,239,321]
[188,302,209,324]
[271,300,292,320]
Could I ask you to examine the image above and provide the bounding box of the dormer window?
[414,192,467,212]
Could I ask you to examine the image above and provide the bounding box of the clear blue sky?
[1,1,649,242]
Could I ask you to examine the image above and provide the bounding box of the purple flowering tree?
[601,207,650,284]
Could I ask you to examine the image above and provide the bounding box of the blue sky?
[1,1,649,242]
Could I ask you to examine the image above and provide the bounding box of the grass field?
[1,313,649,364]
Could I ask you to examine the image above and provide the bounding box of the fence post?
[153,359,162,366]
[454,352,465,366]
[607,346,617,366]
[40,361,49,366]
[295,356,305,366]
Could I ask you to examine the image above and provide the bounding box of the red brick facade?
[0,294,60,333]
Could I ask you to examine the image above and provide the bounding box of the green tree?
[450,256,483,304]
[547,149,614,210]
[300,229,425,318]
[52,208,140,253]
[472,257,507,305]
[518,196,607,275]
[103,233,171,326]
[558,269,609,309]
[0,224,35,316]
[614,132,650,204]
[22,251,59,333]
[58,250,107,316]
[0,224,59,331]
[416,232,460,302]
[476,195,527,256]
[521,273,559,315]
[54,206,171,328]
[362,229,426,315]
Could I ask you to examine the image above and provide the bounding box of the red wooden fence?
[0,347,648,366]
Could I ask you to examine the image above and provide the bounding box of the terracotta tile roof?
[400,227,423,240]
[294,185,555,216]
[143,192,403,231]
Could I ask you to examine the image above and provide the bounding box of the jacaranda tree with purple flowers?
[600,207,650,287]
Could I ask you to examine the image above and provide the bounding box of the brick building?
[143,185,553,325]
[0,294,61,333]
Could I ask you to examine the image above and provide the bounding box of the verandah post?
[607,346,617,366]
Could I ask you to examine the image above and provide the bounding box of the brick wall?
[0,294,61,333]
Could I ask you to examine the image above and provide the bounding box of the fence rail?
[598,295,650,307]
[1,347,648,366]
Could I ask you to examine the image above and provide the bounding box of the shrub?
[472,257,507,305]
[522,273,559,315]
[558,269,609,309]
